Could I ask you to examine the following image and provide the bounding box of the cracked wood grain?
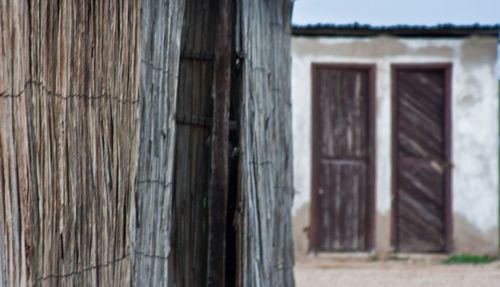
[239,0,295,286]
[133,0,185,286]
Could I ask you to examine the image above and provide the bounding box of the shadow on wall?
[293,203,310,261]
[292,203,499,258]
[453,213,498,255]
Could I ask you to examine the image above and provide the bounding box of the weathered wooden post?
[0,0,294,286]
[207,0,233,285]
[238,1,295,285]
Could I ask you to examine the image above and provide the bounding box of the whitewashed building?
[291,24,500,257]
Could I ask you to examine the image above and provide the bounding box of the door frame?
[390,63,453,253]
[309,63,377,253]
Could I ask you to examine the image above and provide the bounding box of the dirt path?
[295,259,500,287]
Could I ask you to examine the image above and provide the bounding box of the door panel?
[398,161,446,251]
[318,69,369,158]
[318,161,368,251]
[398,71,445,159]
[311,65,374,252]
[393,66,451,253]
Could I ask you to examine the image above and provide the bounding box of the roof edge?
[292,23,500,38]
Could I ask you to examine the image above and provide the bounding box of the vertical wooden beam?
[239,0,295,285]
[207,0,232,286]
[135,0,185,285]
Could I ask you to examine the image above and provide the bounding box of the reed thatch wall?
[1,0,143,285]
[0,0,293,286]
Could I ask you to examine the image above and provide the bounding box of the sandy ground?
[295,258,500,287]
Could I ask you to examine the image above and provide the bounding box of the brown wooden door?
[392,65,452,253]
[310,64,375,252]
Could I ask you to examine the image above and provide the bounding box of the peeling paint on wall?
[292,35,499,256]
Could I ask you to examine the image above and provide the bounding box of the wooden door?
[392,64,452,253]
[310,64,375,252]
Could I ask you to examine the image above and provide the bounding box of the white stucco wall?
[291,35,499,255]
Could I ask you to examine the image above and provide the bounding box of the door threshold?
[389,253,448,262]
[313,252,376,261]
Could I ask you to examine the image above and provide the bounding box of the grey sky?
[292,0,500,25]
[292,0,500,78]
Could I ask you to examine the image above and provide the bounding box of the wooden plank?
[169,0,214,286]
[317,68,369,157]
[310,66,373,252]
[392,65,453,253]
[207,0,232,285]
[134,0,185,286]
[238,0,295,286]
[397,162,446,252]
[317,162,368,251]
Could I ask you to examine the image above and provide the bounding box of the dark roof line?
[292,23,500,38]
